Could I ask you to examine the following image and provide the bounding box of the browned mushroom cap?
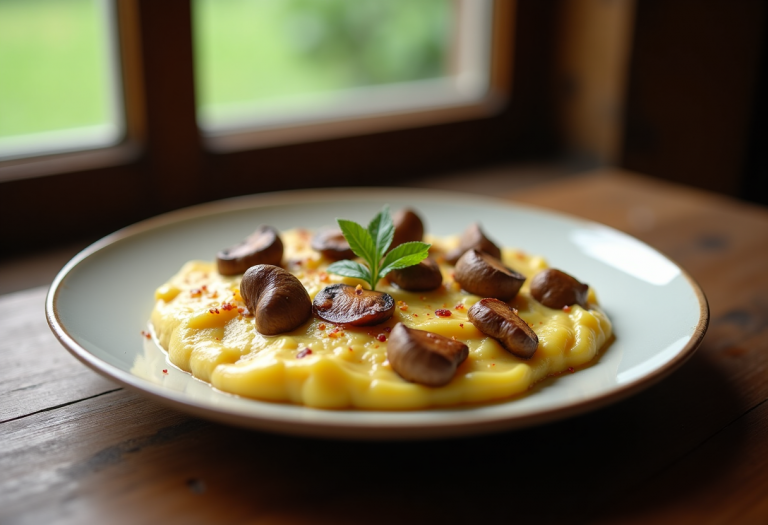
[444,223,501,264]
[530,268,589,309]
[390,208,425,249]
[313,284,395,326]
[311,228,356,261]
[217,225,283,276]
[387,323,468,387]
[387,258,442,291]
[468,298,538,359]
[240,264,312,335]
[454,249,525,301]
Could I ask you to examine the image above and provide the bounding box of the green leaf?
[326,260,372,287]
[337,219,376,264]
[367,205,394,260]
[328,206,429,291]
[378,241,431,276]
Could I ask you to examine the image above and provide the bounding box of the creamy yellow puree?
[151,229,612,409]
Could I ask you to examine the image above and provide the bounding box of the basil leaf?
[337,219,376,264]
[367,205,394,260]
[326,260,372,285]
[378,241,431,276]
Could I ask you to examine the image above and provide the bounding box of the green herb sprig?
[326,206,431,291]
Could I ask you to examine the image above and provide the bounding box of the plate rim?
[45,186,710,440]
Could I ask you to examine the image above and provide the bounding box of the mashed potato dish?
[150,212,613,410]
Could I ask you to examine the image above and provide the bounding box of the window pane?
[0,0,122,160]
[194,0,493,134]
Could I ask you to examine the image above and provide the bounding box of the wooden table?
[3,168,768,524]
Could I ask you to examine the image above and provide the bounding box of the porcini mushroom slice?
[387,323,468,387]
[530,268,589,309]
[311,228,355,261]
[387,258,442,291]
[240,264,312,335]
[313,284,395,326]
[444,223,501,264]
[468,298,538,359]
[390,208,425,249]
[217,225,283,276]
[454,249,525,301]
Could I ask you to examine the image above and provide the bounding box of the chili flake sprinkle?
[376,334,387,342]
[563,305,572,312]
[296,348,312,359]
[435,309,451,317]
[221,303,236,311]
[140,330,151,339]
[162,369,168,374]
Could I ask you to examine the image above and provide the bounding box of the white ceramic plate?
[46,188,708,440]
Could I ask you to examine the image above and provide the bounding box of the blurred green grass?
[0,0,110,138]
[0,0,448,140]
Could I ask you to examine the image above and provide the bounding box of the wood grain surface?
[2,168,767,525]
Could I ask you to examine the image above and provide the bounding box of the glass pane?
[0,0,121,160]
[194,0,493,133]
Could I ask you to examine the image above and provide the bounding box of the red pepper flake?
[318,323,326,330]
[459,323,464,328]
[568,367,575,373]
[348,347,353,352]
[383,326,392,333]
[190,289,202,298]
[455,303,465,310]
[491,363,496,367]
[221,303,235,311]
[563,305,572,312]
[297,348,312,359]
[201,285,208,291]
[209,291,219,299]
[237,307,244,313]
[140,330,151,339]
[209,308,220,314]
[376,334,387,342]
[413,314,418,317]
[435,309,451,317]
[319,271,329,282]
[162,369,168,374]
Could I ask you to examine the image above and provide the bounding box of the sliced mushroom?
[444,223,501,264]
[313,284,395,326]
[468,298,538,359]
[387,258,442,291]
[217,225,283,276]
[311,228,355,261]
[530,268,589,309]
[240,264,312,335]
[387,323,468,387]
[391,208,425,249]
[454,249,525,301]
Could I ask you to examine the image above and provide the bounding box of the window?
[0,0,122,161]
[1,0,530,252]
[193,0,498,148]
